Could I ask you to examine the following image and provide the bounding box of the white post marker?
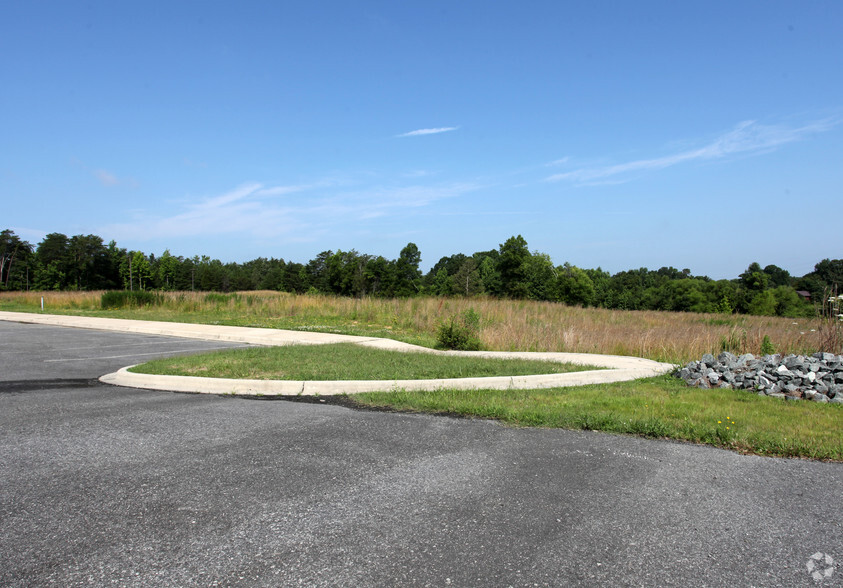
[41,297,44,310]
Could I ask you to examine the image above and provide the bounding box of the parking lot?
[1,320,841,587]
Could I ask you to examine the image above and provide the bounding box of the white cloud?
[397,126,459,137]
[254,185,306,197]
[101,180,479,244]
[93,168,139,188]
[546,118,839,184]
[94,169,120,186]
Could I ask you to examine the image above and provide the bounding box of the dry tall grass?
[0,290,828,363]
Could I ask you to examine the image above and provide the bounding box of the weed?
[101,290,161,309]
[719,327,747,353]
[437,308,482,350]
[760,335,775,356]
[817,289,843,354]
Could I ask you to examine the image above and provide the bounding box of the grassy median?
[130,343,595,380]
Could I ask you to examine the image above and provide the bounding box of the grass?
[2,289,842,461]
[130,343,595,380]
[352,375,843,461]
[0,290,831,362]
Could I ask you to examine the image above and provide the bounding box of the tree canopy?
[0,228,834,318]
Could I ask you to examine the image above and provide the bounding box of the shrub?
[760,335,775,356]
[101,290,161,309]
[437,308,482,350]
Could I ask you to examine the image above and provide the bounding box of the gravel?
[675,351,843,403]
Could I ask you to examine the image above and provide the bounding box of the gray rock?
[737,353,755,366]
[675,352,843,403]
[717,351,737,364]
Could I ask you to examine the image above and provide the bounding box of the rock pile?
[675,351,843,403]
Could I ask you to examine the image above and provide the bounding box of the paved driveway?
[1,320,841,587]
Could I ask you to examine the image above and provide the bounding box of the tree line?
[1,229,840,317]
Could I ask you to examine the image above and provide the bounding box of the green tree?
[523,252,556,300]
[67,234,112,290]
[556,264,595,306]
[392,243,422,296]
[812,259,843,290]
[747,289,777,316]
[34,233,71,290]
[279,261,305,293]
[452,257,482,297]
[431,267,453,296]
[476,255,501,296]
[0,229,34,290]
[497,235,530,298]
[584,268,611,307]
[304,251,332,293]
[121,251,153,290]
[157,249,180,290]
[763,264,792,288]
[364,256,393,296]
[740,262,769,292]
[771,286,810,317]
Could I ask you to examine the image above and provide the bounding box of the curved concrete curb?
[0,311,675,396]
[102,354,673,396]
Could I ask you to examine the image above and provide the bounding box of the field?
[0,289,830,363]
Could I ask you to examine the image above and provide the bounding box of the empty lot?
[1,320,840,587]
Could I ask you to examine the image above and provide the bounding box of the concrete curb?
[0,311,675,396]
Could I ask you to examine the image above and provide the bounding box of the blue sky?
[2,1,841,279]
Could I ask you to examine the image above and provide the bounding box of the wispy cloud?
[546,156,570,166]
[546,118,839,185]
[94,169,119,186]
[101,180,479,243]
[397,126,459,137]
[91,168,138,188]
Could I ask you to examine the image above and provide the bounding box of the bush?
[437,308,482,350]
[101,290,161,309]
[760,335,775,356]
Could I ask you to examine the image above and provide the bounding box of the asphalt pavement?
[1,319,841,587]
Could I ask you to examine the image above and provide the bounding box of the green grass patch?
[352,375,843,461]
[130,343,596,381]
